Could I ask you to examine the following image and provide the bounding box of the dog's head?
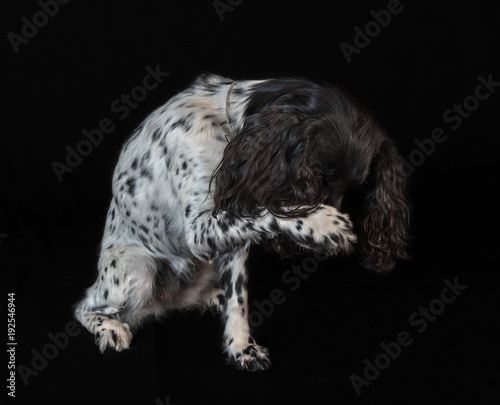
[212,78,410,273]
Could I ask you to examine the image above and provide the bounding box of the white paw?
[95,320,133,353]
[225,337,271,371]
[290,205,357,255]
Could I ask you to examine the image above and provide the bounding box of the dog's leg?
[188,205,356,263]
[185,204,355,370]
[74,244,158,353]
[219,249,271,371]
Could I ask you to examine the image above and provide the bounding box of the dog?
[74,74,410,371]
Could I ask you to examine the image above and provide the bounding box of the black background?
[3,0,500,404]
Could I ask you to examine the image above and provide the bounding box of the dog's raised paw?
[288,205,357,255]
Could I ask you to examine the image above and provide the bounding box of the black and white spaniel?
[75,74,410,371]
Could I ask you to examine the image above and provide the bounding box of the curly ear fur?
[212,108,327,218]
[361,139,411,273]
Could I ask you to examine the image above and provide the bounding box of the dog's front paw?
[95,320,133,353]
[225,338,271,371]
[290,205,357,255]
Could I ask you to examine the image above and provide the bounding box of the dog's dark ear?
[361,139,410,273]
[212,108,325,218]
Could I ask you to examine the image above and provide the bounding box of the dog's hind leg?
[74,244,160,353]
